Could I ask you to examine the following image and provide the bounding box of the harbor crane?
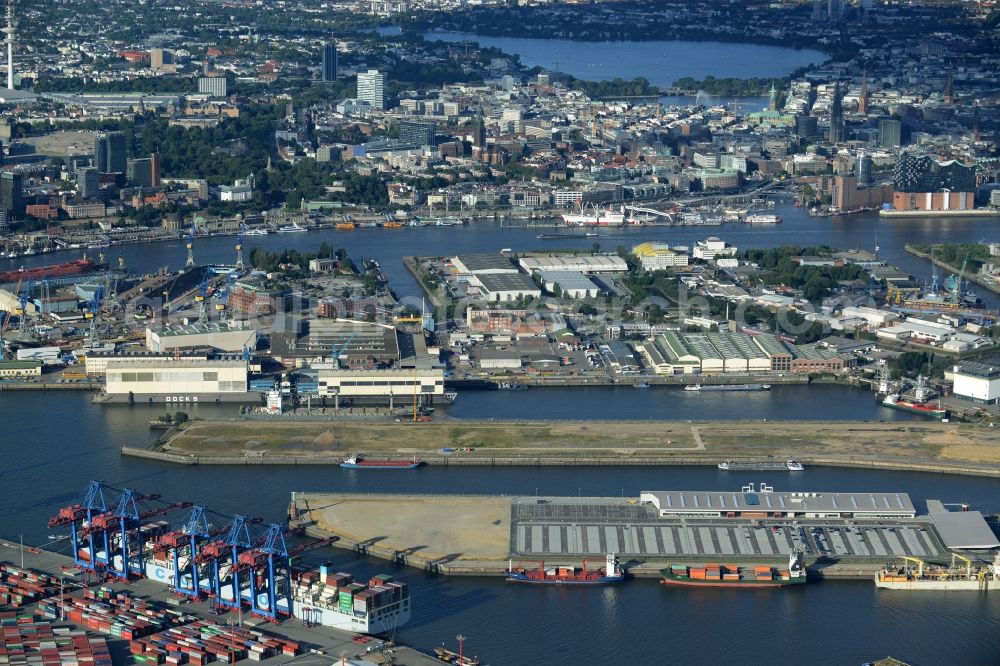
[16,279,34,337]
[195,271,213,322]
[235,223,246,272]
[48,481,110,573]
[193,514,256,611]
[84,285,104,348]
[152,505,212,599]
[185,219,198,269]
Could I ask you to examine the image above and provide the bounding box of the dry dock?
[288,492,957,579]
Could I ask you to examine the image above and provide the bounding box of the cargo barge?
[340,456,423,470]
[661,552,807,588]
[685,384,771,392]
[0,258,101,284]
[875,553,1000,591]
[506,553,624,584]
[717,459,804,471]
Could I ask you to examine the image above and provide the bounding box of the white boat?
[244,228,269,236]
[786,459,804,471]
[408,220,426,227]
[746,213,782,224]
[277,223,307,233]
[563,207,626,227]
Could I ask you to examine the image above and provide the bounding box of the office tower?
[0,170,23,216]
[858,73,869,115]
[3,0,14,90]
[198,76,227,97]
[795,114,818,138]
[150,48,173,70]
[857,153,873,186]
[828,82,844,144]
[398,121,435,148]
[357,69,384,110]
[127,154,160,189]
[878,118,902,148]
[322,42,337,82]
[473,112,487,148]
[95,131,127,173]
[77,166,99,199]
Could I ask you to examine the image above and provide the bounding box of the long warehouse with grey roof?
[640,488,917,519]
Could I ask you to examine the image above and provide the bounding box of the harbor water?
[2,392,1000,664]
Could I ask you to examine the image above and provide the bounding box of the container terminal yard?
[0,481,450,666]
[288,487,1000,581]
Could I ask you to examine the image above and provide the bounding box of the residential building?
[95,131,127,174]
[127,154,161,189]
[879,118,902,148]
[77,166,100,199]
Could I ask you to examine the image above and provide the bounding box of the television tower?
[3,0,13,90]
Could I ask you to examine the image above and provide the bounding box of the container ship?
[661,552,806,588]
[74,542,409,634]
[340,456,423,470]
[0,258,101,284]
[506,553,624,584]
[875,553,1000,591]
[685,383,771,392]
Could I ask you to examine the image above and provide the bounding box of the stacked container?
[46,588,196,640]
[129,619,300,664]
[0,616,112,666]
[0,564,62,609]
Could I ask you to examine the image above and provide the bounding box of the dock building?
[101,356,249,402]
[640,489,917,519]
[145,321,257,353]
[638,331,847,375]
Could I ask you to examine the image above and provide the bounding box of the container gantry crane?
[73,488,192,580]
[185,220,197,269]
[193,514,255,611]
[16,279,34,337]
[231,526,337,621]
[48,481,109,572]
[152,505,211,599]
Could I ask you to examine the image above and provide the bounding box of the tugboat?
[507,553,624,584]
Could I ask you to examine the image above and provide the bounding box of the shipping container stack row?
[292,565,408,616]
[0,564,64,609]
[42,587,197,641]
[0,612,112,666]
[129,620,302,665]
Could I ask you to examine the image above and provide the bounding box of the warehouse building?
[451,254,519,275]
[518,256,629,274]
[473,273,542,302]
[270,318,400,368]
[951,360,1000,404]
[0,360,42,378]
[85,352,210,376]
[640,489,916,519]
[536,271,599,298]
[102,357,249,402]
[145,321,257,353]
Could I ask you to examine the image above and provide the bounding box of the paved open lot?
[509,498,947,561]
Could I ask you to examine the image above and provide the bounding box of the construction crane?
[330,331,356,368]
[235,223,246,272]
[900,555,925,579]
[84,285,104,348]
[951,251,970,304]
[230,525,336,621]
[185,219,198,269]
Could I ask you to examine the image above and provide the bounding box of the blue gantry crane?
[48,481,109,572]
[194,514,254,610]
[16,279,34,337]
[153,505,211,599]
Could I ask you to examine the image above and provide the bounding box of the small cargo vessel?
[881,393,947,418]
[875,553,1000,591]
[661,552,806,588]
[340,455,423,470]
[507,553,624,585]
[718,459,804,471]
[685,383,771,392]
[434,646,480,665]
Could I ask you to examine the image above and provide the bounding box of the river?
[418,31,827,88]
[1,391,999,665]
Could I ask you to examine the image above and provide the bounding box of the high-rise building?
[857,153,873,186]
[828,82,844,144]
[95,131,127,173]
[398,121,435,148]
[768,81,779,112]
[878,118,902,148]
[858,74,869,116]
[127,154,161,189]
[795,114,818,138]
[198,76,227,97]
[356,69,384,110]
[321,42,337,82]
[0,171,23,217]
[77,166,99,199]
[827,0,842,21]
[150,48,173,70]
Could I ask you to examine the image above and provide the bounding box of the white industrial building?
[518,256,628,274]
[692,237,737,261]
[840,306,898,327]
[476,350,523,369]
[876,321,952,343]
[103,357,249,401]
[536,271,599,298]
[951,361,1000,404]
[86,352,210,376]
[640,489,916,519]
[311,368,444,401]
[451,254,519,275]
[472,273,542,302]
[146,322,258,353]
[631,242,690,271]
[15,346,61,365]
